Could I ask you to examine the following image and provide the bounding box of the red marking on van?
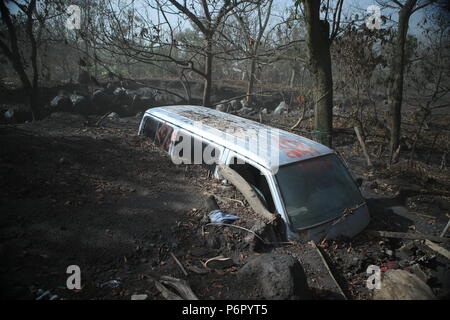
[278,138,319,159]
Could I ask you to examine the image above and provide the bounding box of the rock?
[373,269,435,300]
[113,87,133,108]
[230,99,241,112]
[238,254,311,300]
[135,87,157,98]
[216,103,226,112]
[237,106,253,115]
[397,242,417,261]
[70,94,92,115]
[273,101,288,115]
[92,88,115,114]
[50,94,73,112]
[408,264,428,283]
[131,294,148,300]
[107,112,120,120]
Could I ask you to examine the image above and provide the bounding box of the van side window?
[155,122,174,152]
[229,157,275,212]
[201,141,221,172]
[172,131,220,171]
[143,116,160,142]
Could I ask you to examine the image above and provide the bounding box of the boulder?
[373,269,435,300]
[216,104,227,112]
[113,87,133,106]
[70,94,92,115]
[50,94,73,113]
[237,254,311,300]
[107,112,120,121]
[237,106,253,115]
[92,88,115,114]
[230,99,242,112]
[273,101,288,115]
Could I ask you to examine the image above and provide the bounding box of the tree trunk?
[203,37,213,107]
[388,0,417,158]
[303,0,333,147]
[246,58,257,106]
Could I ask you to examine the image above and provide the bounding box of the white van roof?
[143,105,333,170]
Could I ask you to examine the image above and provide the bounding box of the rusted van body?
[138,105,370,241]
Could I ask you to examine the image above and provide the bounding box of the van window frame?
[170,127,225,175]
[224,151,286,219]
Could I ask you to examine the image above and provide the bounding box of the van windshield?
[275,154,363,229]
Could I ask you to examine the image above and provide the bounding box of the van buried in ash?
[138,105,370,241]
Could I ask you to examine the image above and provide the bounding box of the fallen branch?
[440,220,450,238]
[291,103,307,130]
[160,276,198,300]
[354,126,372,167]
[95,111,112,127]
[170,252,188,276]
[217,164,276,222]
[154,281,183,300]
[424,240,450,260]
[311,241,347,300]
[210,93,272,108]
[368,230,450,243]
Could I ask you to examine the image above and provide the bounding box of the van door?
[224,152,285,217]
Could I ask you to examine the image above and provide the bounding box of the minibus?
[138,105,370,241]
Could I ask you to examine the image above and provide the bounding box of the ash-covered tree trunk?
[0,0,43,120]
[246,58,257,105]
[303,0,333,147]
[387,0,417,157]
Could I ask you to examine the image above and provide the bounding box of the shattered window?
[275,154,363,229]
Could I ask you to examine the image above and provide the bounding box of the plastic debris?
[208,209,239,224]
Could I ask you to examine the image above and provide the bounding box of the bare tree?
[380,0,435,160]
[297,0,344,147]
[164,0,250,106]
[232,0,273,106]
[0,0,42,119]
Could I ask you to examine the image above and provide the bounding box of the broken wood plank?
[217,164,276,222]
[354,126,372,167]
[311,241,348,300]
[154,281,183,300]
[424,240,450,260]
[160,276,198,300]
[440,220,450,238]
[368,230,450,243]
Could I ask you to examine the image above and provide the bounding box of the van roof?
[144,105,333,171]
